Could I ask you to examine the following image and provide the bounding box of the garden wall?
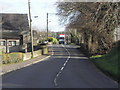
[1,47,48,64]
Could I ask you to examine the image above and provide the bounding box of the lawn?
[90,46,120,81]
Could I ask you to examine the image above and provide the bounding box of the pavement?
[1,45,52,75]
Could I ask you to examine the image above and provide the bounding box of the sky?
[0,0,65,32]
[1,0,118,32]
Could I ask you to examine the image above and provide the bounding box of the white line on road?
[54,44,71,88]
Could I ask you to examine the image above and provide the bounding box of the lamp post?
[28,0,33,58]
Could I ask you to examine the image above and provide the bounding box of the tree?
[57,2,120,55]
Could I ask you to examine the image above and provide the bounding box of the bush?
[2,53,23,64]
[53,38,58,44]
[39,39,46,44]
[48,37,53,42]
[48,37,58,44]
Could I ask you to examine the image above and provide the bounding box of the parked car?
[43,40,48,44]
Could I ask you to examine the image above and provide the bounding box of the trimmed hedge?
[2,53,23,64]
[2,45,48,64]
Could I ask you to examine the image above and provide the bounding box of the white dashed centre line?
[54,44,71,88]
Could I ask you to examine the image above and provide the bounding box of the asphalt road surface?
[2,44,118,88]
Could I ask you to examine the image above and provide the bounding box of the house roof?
[1,30,20,39]
[1,13,29,31]
[0,13,30,39]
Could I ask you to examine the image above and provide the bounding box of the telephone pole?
[47,13,48,40]
[28,0,33,58]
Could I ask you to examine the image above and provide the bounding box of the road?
[2,44,118,88]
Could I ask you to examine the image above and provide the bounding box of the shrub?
[48,37,58,44]
[2,53,23,64]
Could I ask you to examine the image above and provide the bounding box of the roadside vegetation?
[48,37,58,44]
[1,44,48,65]
[90,44,120,81]
[57,2,120,81]
[0,51,2,54]
[0,49,3,54]
[2,52,23,64]
[57,2,120,55]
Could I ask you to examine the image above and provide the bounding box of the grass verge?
[90,46,120,82]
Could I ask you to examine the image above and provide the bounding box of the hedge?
[2,53,23,64]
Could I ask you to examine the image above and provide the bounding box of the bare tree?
[57,2,120,55]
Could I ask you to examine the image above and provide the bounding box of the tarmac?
[1,45,52,75]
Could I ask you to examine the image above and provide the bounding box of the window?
[0,41,5,46]
[9,41,12,46]
[12,41,16,46]
[59,37,64,39]
[9,41,16,46]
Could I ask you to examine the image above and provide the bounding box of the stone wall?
[2,46,48,64]
[23,52,31,61]
[33,49,42,58]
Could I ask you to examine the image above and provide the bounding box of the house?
[0,13,30,53]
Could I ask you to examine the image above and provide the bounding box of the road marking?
[61,67,64,70]
[54,44,71,88]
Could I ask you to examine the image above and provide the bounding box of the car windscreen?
[59,37,64,39]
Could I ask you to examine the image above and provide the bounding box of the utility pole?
[5,39,9,53]
[47,13,48,40]
[28,0,33,58]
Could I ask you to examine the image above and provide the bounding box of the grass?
[90,46,120,82]
[0,49,3,54]
[70,43,76,45]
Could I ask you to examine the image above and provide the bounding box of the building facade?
[0,13,30,53]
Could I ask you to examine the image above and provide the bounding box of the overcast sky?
[0,0,65,32]
[1,0,118,32]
